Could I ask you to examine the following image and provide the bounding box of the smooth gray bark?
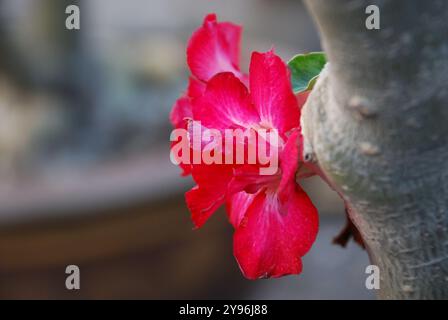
[302,0,448,299]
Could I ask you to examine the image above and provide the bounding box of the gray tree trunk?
[302,0,448,299]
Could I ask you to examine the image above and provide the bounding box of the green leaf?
[288,52,327,93]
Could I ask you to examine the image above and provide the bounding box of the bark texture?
[302,0,448,299]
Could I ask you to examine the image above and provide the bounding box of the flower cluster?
[170,14,318,279]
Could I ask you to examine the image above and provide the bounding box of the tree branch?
[302,0,448,299]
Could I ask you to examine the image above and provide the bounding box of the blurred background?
[0,0,373,299]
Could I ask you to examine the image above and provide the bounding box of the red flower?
[170,14,318,279]
[170,13,246,176]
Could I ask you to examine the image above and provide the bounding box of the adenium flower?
[170,14,319,279]
[171,14,248,176]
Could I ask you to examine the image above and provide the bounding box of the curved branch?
[302,0,448,298]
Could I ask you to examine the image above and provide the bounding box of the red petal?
[170,96,194,176]
[249,51,300,135]
[187,77,206,98]
[229,164,279,194]
[170,140,192,176]
[170,96,192,129]
[278,129,299,199]
[226,191,257,228]
[186,164,234,228]
[179,162,192,177]
[296,90,310,110]
[192,72,260,130]
[187,14,243,82]
[233,187,319,279]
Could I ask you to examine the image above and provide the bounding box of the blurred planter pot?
[0,147,243,299]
